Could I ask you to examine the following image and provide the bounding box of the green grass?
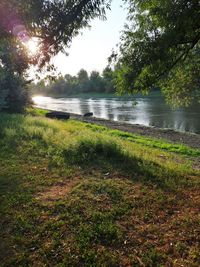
[0,112,199,266]
[85,123,200,157]
[26,107,49,116]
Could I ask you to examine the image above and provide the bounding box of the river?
[32,92,200,134]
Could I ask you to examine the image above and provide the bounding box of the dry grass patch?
[35,178,82,203]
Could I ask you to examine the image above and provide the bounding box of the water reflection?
[32,94,200,134]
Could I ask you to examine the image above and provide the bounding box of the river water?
[32,92,200,134]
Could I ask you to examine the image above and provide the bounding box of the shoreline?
[33,107,200,149]
[69,113,200,149]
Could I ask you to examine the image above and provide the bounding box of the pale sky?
[52,0,127,76]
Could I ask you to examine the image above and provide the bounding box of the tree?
[64,74,78,94]
[0,0,110,112]
[77,69,89,84]
[0,36,29,112]
[89,71,104,92]
[102,66,115,93]
[113,0,200,107]
[77,69,89,92]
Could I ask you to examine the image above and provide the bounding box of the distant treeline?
[30,67,116,96]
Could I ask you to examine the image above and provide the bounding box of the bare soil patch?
[36,178,81,202]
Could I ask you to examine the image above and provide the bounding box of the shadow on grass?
[0,113,194,192]
[62,138,187,191]
[0,166,35,264]
[0,113,27,153]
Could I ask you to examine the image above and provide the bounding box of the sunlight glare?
[26,38,39,55]
[32,96,47,106]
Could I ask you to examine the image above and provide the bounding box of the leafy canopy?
[0,0,110,111]
[113,0,200,107]
[0,0,110,66]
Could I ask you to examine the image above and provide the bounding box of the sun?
[26,38,39,55]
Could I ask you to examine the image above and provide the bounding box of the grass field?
[0,112,199,266]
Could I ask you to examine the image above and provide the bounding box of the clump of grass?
[26,107,49,117]
[63,137,127,164]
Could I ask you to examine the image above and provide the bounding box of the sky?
[52,0,127,77]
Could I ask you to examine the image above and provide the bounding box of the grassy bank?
[0,113,200,266]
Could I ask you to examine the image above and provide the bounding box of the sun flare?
[26,38,39,55]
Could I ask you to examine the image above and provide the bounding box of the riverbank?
[70,113,200,150]
[1,112,200,266]
[30,108,200,149]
